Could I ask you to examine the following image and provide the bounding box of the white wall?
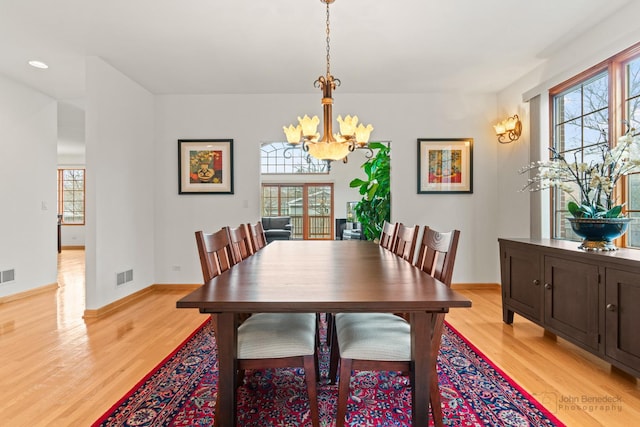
[84,57,155,309]
[496,1,640,239]
[0,75,58,298]
[154,92,498,285]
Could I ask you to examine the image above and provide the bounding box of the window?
[551,72,609,240]
[260,142,328,174]
[261,183,334,240]
[57,169,85,225]
[624,57,640,247]
[550,43,640,248]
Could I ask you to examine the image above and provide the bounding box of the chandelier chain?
[281,0,374,162]
[325,0,331,76]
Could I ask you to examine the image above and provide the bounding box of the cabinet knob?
[533,279,540,286]
[544,283,552,290]
[606,303,616,312]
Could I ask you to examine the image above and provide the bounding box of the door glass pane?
[281,186,303,238]
[261,186,279,216]
[306,185,332,239]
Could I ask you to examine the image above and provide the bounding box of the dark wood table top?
[177,239,471,427]
[177,240,472,313]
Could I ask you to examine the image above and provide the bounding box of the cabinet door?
[501,244,542,323]
[605,268,640,373]
[544,256,599,350]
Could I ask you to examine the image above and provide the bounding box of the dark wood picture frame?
[178,139,234,194]
[417,138,473,194]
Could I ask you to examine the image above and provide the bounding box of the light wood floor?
[0,250,638,426]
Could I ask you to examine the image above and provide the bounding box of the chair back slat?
[393,224,419,263]
[194,228,235,282]
[227,224,254,264]
[247,221,267,251]
[414,227,460,287]
[379,221,399,251]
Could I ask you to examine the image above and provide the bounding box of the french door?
[261,183,334,240]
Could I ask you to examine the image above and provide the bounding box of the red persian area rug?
[93,317,565,427]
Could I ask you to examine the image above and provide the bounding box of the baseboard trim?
[83,284,201,319]
[451,283,500,290]
[0,283,59,304]
[84,287,155,319]
[61,245,85,250]
[151,284,202,292]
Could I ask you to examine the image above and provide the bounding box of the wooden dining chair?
[324,221,407,349]
[393,223,419,264]
[379,220,399,251]
[194,229,235,283]
[194,229,320,427]
[226,224,254,263]
[225,224,256,324]
[247,221,267,252]
[329,226,460,427]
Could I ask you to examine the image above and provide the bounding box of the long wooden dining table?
[177,239,472,427]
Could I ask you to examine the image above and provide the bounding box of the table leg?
[215,313,238,427]
[410,311,433,427]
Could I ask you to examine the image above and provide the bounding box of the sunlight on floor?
[56,249,86,325]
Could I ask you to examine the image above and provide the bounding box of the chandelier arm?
[498,134,510,144]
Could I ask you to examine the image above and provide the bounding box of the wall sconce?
[494,114,522,143]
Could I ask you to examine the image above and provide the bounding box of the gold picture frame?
[417,138,473,194]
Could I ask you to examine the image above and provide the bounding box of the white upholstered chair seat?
[335,312,410,361]
[237,313,317,359]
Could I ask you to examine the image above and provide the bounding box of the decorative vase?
[197,164,214,182]
[567,217,632,251]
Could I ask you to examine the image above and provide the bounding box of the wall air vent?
[116,269,134,286]
[1,269,15,283]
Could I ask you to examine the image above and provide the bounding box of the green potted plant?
[349,142,391,241]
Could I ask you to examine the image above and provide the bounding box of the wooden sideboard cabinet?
[499,238,640,377]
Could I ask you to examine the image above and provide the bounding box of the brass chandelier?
[282,0,374,163]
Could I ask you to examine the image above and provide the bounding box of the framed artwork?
[178,139,234,194]
[417,138,473,194]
